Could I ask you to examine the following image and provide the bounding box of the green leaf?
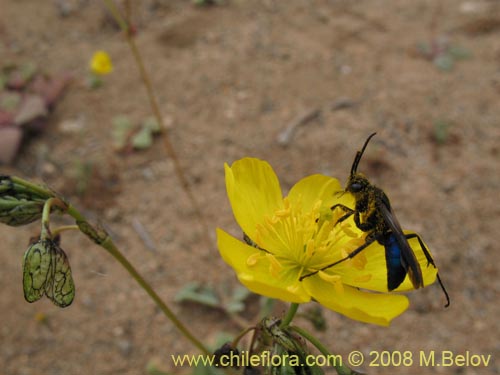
[20,62,37,82]
[132,126,154,149]
[449,45,471,60]
[87,74,103,89]
[0,91,21,112]
[232,285,251,301]
[433,120,451,144]
[175,282,219,307]
[112,115,133,148]
[416,41,432,57]
[142,117,161,134]
[434,54,454,71]
[225,285,251,313]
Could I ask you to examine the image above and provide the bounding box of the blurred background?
[0,1,498,374]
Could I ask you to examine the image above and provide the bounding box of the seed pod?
[22,238,75,308]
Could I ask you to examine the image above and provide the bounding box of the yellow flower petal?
[287,174,342,212]
[216,228,310,303]
[225,158,283,243]
[331,231,438,292]
[302,276,409,326]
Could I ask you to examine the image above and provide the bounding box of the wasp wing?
[378,195,424,289]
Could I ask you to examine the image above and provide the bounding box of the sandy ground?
[0,1,499,374]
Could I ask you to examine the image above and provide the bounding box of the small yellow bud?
[90,51,113,75]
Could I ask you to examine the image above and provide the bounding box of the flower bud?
[0,176,58,226]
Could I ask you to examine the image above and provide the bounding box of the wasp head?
[345,173,370,197]
[342,132,377,198]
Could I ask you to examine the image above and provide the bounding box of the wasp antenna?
[351,132,377,175]
[436,273,451,308]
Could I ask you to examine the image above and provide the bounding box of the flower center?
[249,196,367,280]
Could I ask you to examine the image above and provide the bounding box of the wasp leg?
[404,233,436,267]
[299,235,377,281]
[330,203,354,224]
[353,209,378,232]
[331,203,377,232]
[405,233,450,308]
[243,232,272,254]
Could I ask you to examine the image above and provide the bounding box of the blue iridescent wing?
[378,200,423,290]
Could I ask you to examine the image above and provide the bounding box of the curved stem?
[51,225,79,237]
[280,303,299,328]
[231,326,255,348]
[290,325,359,375]
[102,236,210,355]
[102,0,212,247]
[102,0,129,32]
[41,197,68,239]
[66,205,210,355]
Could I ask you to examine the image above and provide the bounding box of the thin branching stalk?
[51,225,79,237]
[65,203,210,355]
[102,0,211,246]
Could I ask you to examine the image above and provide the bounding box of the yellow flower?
[90,51,113,75]
[217,158,438,326]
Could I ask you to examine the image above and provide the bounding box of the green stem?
[41,197,68,239]
[280,303,299,328]
[51,225,79,237]
[231,326,255,348]
[102,0,212,247]
[66,205,87,222]
[11,176,56,199]
[102,0,129,32]
[66,205,210,355]
[290,325,359,375]
[102,237,210,355]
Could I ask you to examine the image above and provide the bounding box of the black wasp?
[301,133,450,307]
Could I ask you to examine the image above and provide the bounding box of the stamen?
[353,274,372,283]
[249,192,368,286]
[351,254,367,270]
[247,253,261,266]
[287,284,301,294]
[318,272,345,295]
[266,253,283,278]
[319,272,341,283]
[305,239,315,258]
